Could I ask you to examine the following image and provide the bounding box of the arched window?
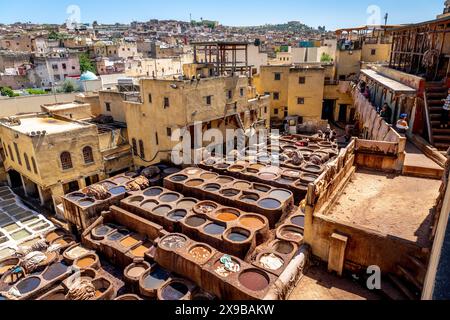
[132,139,138,156]
[8,145,14,161]
[24,153,31,171]
[31,157,38,174]
[82,146,94,164]
[60,152,73,170]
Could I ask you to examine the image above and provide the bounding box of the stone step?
[387,274,418,300]
[433,135,450,142]
[427,92,447,99]
[397,265,423,291]
[434,142,450,150]
[432,128,450,135]
[380,276,409,300]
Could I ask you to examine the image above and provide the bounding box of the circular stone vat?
[258,172,277,180]
[213,258,241,278]
[92,225,114,238]
[203,184,221,192]
[159,193,180,203]
[215,208,240,222]
[16,277,41,295]
[204,223,226,235]
[67,193,85,201]
[78,198,95,207]
[102,181,117,190]
[141,200,159,211]
[185,216,207,228]
[43,262,69,280]
[143,187,164,197]
[259,253,284,271]
[301,163,323,174]
[239,215,266,230]
[170,175,188,182]
[115,294,142,301]
[185,168,201,175]
[193,201,218,214]
[238,269,270,292]
[228,165,245,172]
[225,228,250,243]
[220,189,240,197]
[234,181,252,189]
[167,209,187,222]
[64,245,91,261]
[272,240,295,255]
[249,163,265,171]
[128,196,144,204]
[189,245,213,264]
[269,189,292,201]
[161,281,189,300]
[299,173,319,184]
[279,226,304,242]
[253,184,271,193]
[186,179,205,187]
[215,176,233,184]
[74,254,98,270]
[112,176,131,184]
[240,193,260,204]
[141,267,170,290]
[126,263,149,280]
[176,198,198,210]
[160,235,187,249]
[258,198,282,210]
[283,170,301,178]
[200,172,219,180]
[215,163,230,170]
[204,158,217,166]
[153,205,173,216]
[109,186,127,195]
[291,215,305,228]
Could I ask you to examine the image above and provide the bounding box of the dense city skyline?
[0,0,444,30]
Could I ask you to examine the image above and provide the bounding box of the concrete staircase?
[425,82,450,151]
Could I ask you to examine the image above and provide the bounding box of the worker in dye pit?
[441,88,450,128]
[396,114,410,133]
[380,103,393,124]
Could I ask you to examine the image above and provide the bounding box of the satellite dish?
[30,131,36,136]
[36,131,41,135]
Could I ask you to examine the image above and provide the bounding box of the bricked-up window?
[31,157,38,174]
[8,145,14,161]
[83,146,94,164]
[60,152,73,170]
[139,140,145,159]
[24,153,31,171]
[132,139,138,156]
[13,143,21,165]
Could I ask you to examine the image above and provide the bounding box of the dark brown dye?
[143,267,170,289]
[170,175,188,182]
[16,277,41,294]
[141,200,158,210]
[144,188,163,197]
[291,216,305,228]
[109,186,127,195]
[168,210,187,221]
[78,198,95,207]
[161,282,188,300]
[240,193,259,203]
[258,198,281,209]
[215,176,233,184]
[186,179,204,187]
[220,189,239,197]
[42,262,68,281]
[203,184,221,192]
[269,190,292,201]
[227,232,249,242]
[253,184,270,193]
[239,270,269,292]
[186,216,207,227]
[215,163,230,170]
[274,241,294,255]
[153,205,172,216]
[204,223,226,235]
[129,196,144,203]
[159,193,180,203]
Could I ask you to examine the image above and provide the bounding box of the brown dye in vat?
[234,182,252,189]
[239,270,269,291]
[76,257,96,269]
[216,177,233,184]
[128,266,146,278]
[201,173,218,180]
[240,217,264,229]
[186,179,204,187]
[189,246,211,264]
[46,231,64,243]
[141,200,158,210]
[274,241,294,255]
[216,212,238,222]
[120,236,140,248]
[177,200,197,210]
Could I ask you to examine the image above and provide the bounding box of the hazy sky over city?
[0,0,444,30]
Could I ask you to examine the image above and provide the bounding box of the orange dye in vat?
[76,257,95,269]
[234,182,251,189]
[120,236,140,248]
[46,231,63,243]
[0,264,14,274]
[201,173,217,180]
[216,212,238,222]
[55,238,69,246]
[240,217,264,229]
[189,247,211,264]
[131,245,150,257]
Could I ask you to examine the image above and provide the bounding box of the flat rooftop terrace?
[1,115,91,135]
[326,169,441,247]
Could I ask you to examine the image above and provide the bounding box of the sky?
[0,0,445,30]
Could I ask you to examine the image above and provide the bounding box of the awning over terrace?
[361,69,417,95]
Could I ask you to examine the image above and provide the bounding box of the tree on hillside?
[79,53,96,74]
